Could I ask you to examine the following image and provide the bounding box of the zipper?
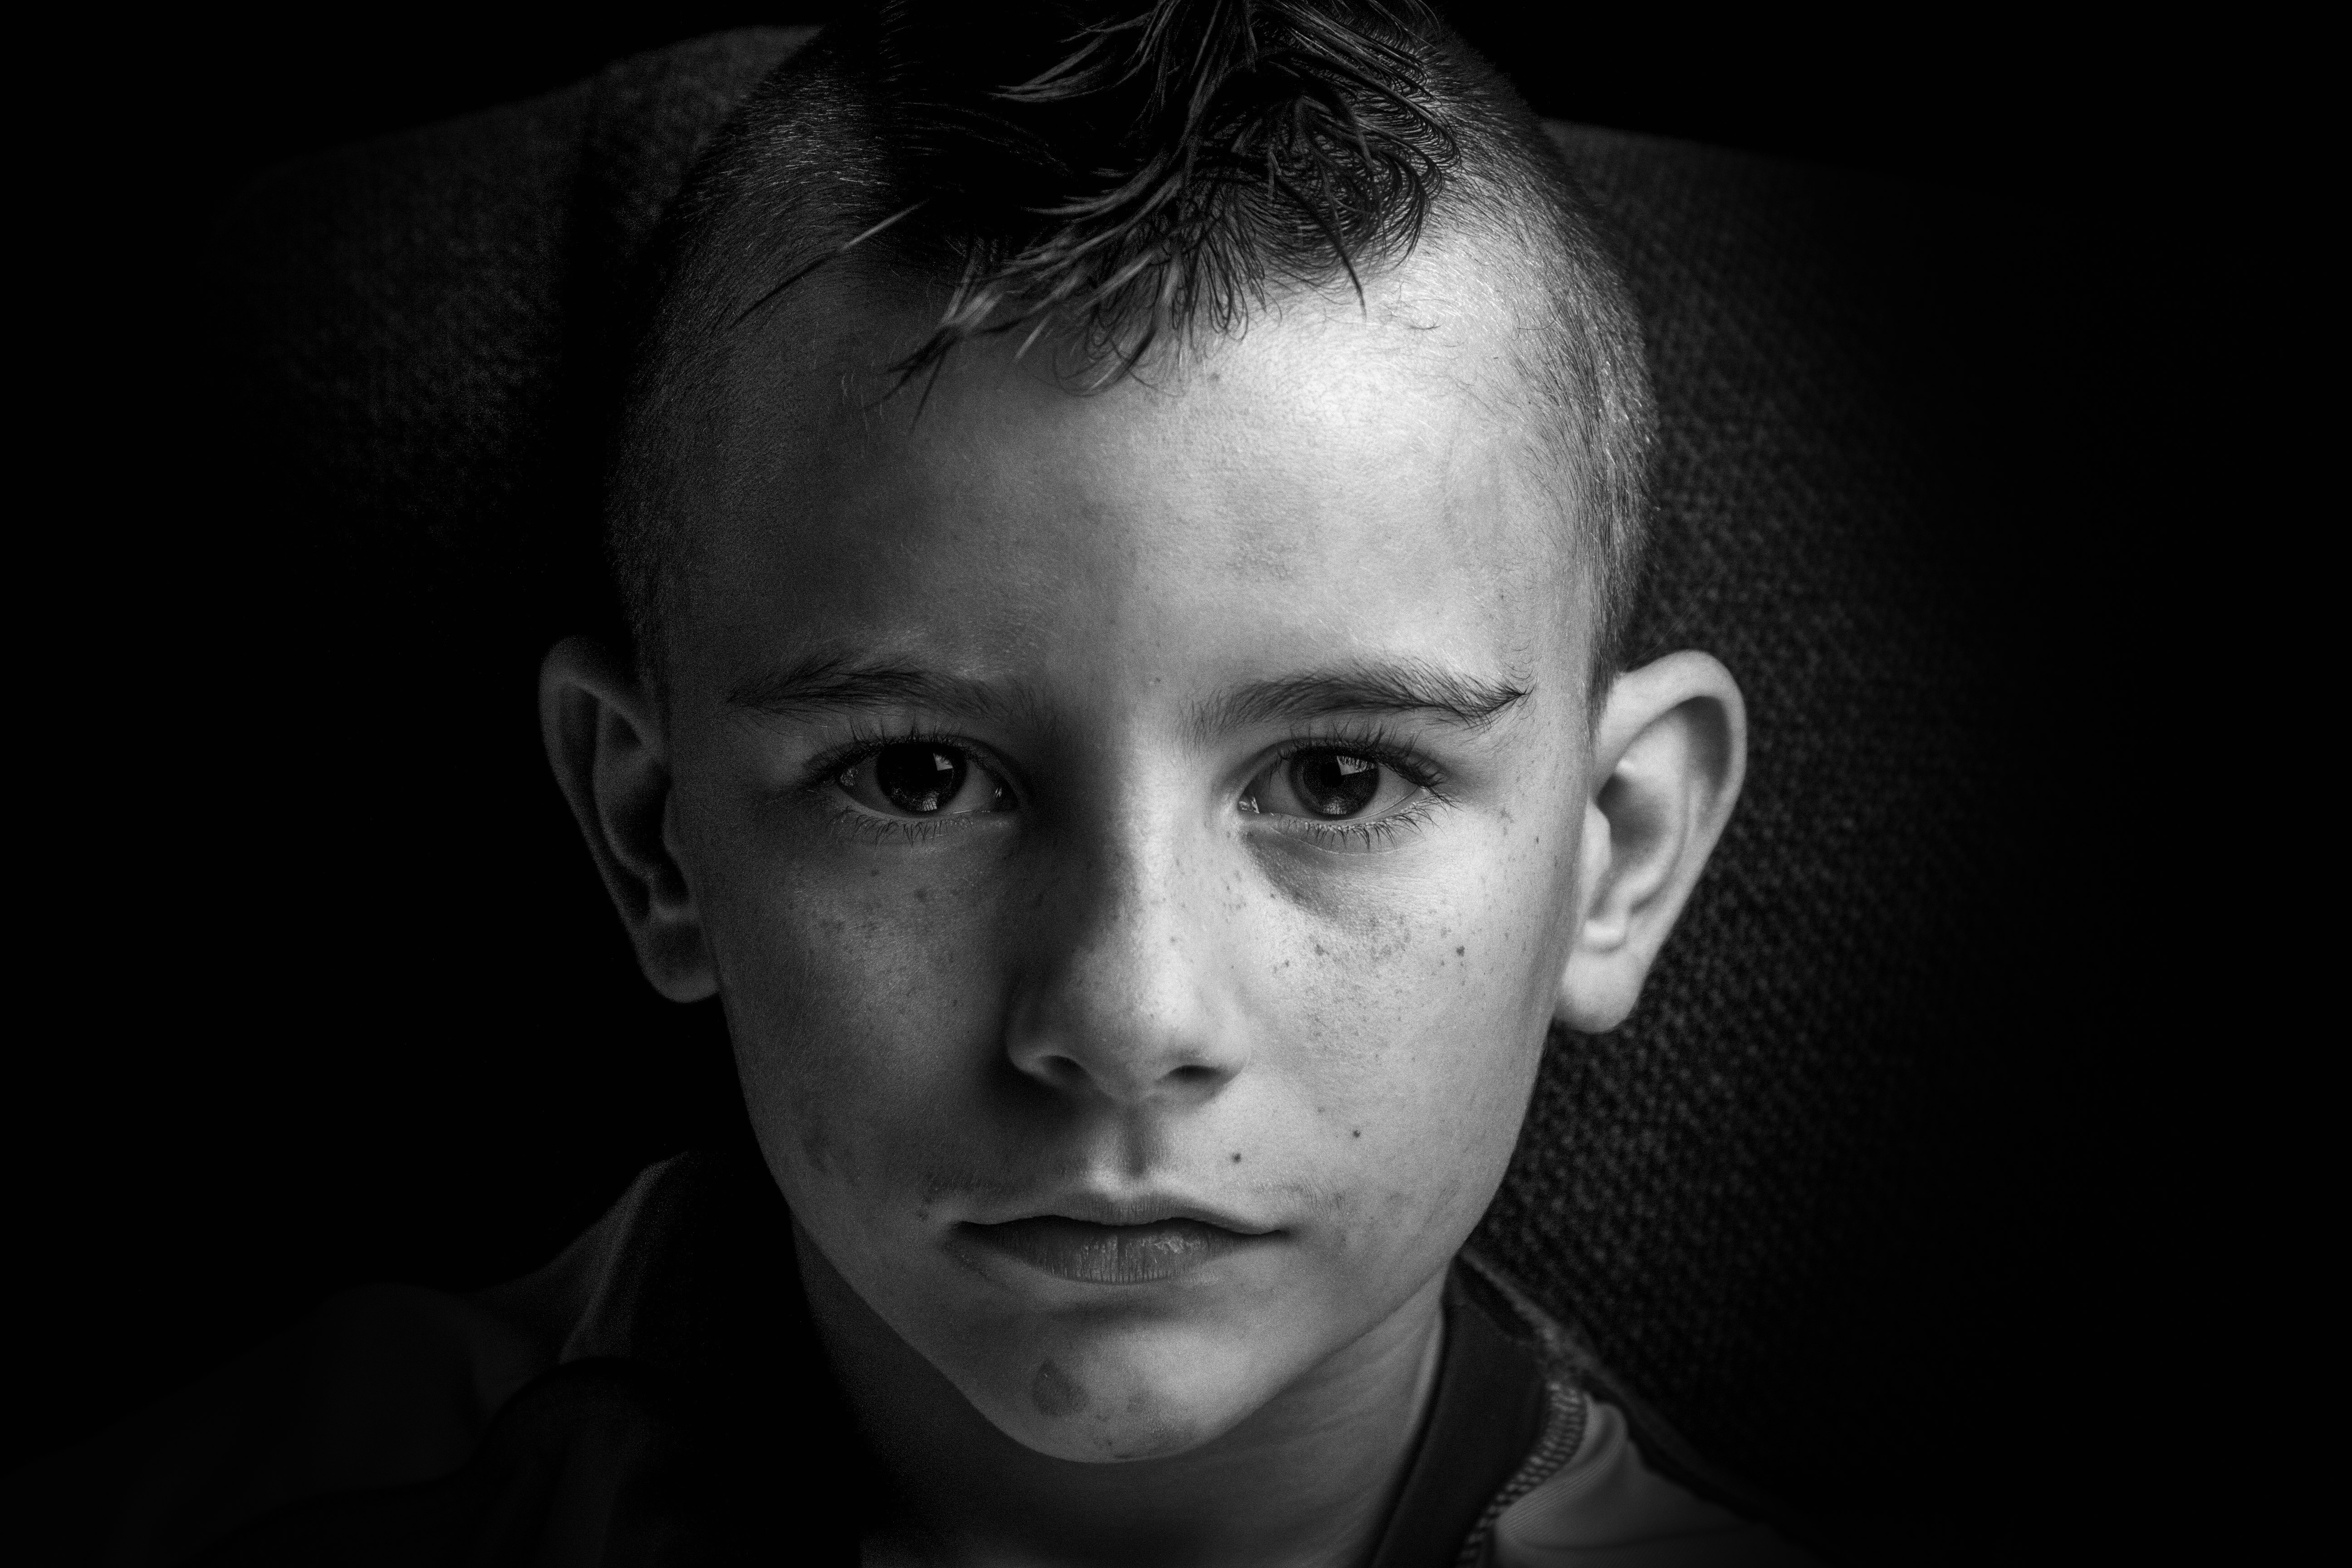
[1451,1250,1597,1567]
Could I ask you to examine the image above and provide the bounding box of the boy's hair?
[609,0,1654,691]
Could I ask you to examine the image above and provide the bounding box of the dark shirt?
[7,1150,1814,1566]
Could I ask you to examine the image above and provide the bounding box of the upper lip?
[964,1192,1277,1235]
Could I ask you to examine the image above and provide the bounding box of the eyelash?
[797,724,1451,849]
[799,726,1020,845]
[1255,730,1451,853]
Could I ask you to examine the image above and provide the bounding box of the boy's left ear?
[1556,651,1747,1034]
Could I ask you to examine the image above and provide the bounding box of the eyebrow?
[727,652,1532,735]
[728,653,1021,722]
[1192,660,1533,738]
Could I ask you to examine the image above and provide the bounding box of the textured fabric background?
[206,25,2031,1528]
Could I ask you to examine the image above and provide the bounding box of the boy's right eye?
[834,742,1014,819]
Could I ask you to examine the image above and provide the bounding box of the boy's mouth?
[957,1215,1269,1285]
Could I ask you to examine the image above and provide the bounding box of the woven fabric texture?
[208,26,2019,1513]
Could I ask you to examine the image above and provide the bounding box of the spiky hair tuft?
[832,0,1456,378]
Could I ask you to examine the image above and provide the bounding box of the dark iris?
[873,744,964,814]
[1291,752,1382,818]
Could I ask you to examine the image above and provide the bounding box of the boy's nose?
[1001,835,1251,1109]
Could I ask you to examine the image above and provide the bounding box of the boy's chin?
[951,1321,1278,1464]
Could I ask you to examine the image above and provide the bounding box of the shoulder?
[1486,1399,1823,1568]
[1454,1252,1830,1568]
[3,1157,690,1566]
[2,1282,544,1566]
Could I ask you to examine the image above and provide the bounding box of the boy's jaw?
[669,267,1592,1464]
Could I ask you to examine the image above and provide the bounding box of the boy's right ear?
[538,636,717,1003]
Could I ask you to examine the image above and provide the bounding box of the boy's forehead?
[671,250,1587,711]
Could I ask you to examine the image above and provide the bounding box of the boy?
[18,3,1813,1563]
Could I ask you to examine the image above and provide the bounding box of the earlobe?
[538,636,717,1003]
[1556,651,1747,1034]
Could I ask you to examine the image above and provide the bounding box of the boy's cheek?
[1254,839,1575,1085]
[705,853,1553,1209]
[704,871,1008,1200]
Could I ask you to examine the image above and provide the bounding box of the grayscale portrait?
[13,5,2149,1565]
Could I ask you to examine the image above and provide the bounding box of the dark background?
[18,4,2214,1555]
[125,4,2136,240]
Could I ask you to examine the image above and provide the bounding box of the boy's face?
[659,264,1594,1462]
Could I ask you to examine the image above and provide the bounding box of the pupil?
[1292,752,1381,818]
[875,744,963,814]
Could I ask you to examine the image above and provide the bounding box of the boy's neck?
[794,1225,1448,1568]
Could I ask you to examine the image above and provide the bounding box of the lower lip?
[956,1217,1265,1284]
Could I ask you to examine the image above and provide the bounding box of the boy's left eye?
[1240,750,1423,823]
[835,742,1014,818]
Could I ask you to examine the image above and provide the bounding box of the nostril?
[1005,1027,1238,1102]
